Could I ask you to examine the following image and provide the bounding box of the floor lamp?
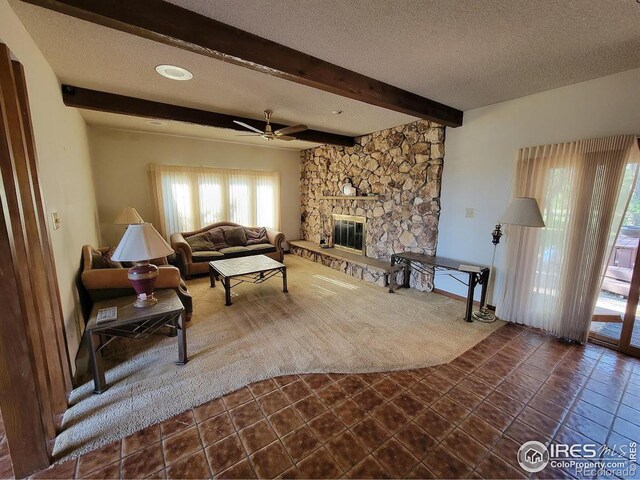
[473,197,545,322]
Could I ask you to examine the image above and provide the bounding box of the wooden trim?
[432,287,496,310]
[62,85,355,147]
[22,0,463,127]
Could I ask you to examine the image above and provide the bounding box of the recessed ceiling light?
[147,120,165,126]
[155,64,193,81]
[331,110,343,115]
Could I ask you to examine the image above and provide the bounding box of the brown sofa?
[80,245,193,320]
[170,221,285,278]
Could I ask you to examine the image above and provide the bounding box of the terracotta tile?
[351,417,391,451]
[294,395,327,421]
[537,383,577,409]
[122,443,164,479]
[346,456,390,479]
[350,389,385,411]
[371,377,402,398]
[31,459,78,479]
[516,406,560,438]
[160,410,195,438]
[250,441,293,478]
[337,375,368,396]
[257,390,289,416]
[485,390,525,417]
[414,409,455,441]
[162,426,202,466]
[564,411,610,444]
[395,422,437,460]
[357,372,386,385]
[302,374,333,391]
[446,385,483,410]
[296,446,342,479]
[504,420,549,446]
[248,379,278,397]
[431,396,471,424]
[238,419,277,455]
[474,401,514,431]
[406,462,436,479]
[391,392,426,417]
[198,412,235,447]
[371,438,417,477]
[166,450,211,479]
[507,370,544,392]
[281,380,312,403]
[528,394,568,422]
[205,434,246,475]
[422,445,472,479]
[617,404,640,428]
[459,414,502,447]
[424,372,457,393]
[441,429,488,467]
[229,401,264,430]
[495,380,535,404]
[612,417,640,443]
[579,387,620,414]
[514,363,549,382]
[82,460,121,479]
[408,381,442,405]
[274,374,299,387]
[470,367,503,388]
[77,441,122,477]
[268,406,305,436]
[457,376,495,398]
[122,424,161,457]
[223,387,253,409]
[308,411,346,442]
[474,452,527,479]
[437,364,468,383]
[316,383,348,408]
[278,465,301,478]
[369,402,409,433]
[193,398,225,423]
[388,370,419,389]
[332,399,366,427]
[491,435,521,468]
[217,458,256,479]
[282,426,321,462]
[326,431,368,471]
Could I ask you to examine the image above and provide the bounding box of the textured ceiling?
[9,0,640,148]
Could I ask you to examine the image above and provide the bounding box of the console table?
[85,289,187,394]
[389,252,490,323]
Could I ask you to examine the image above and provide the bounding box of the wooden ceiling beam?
[23,0,463,127]
[61,85,355,147]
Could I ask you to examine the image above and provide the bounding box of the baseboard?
[432,288,495,311]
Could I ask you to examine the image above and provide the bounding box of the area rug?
[54,254,503,460]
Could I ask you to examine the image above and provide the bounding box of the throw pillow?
[208,227,228,250]
[185,231,216,252]
[245,227,269,245]
[103,247,123,268]
[224,226,247,246]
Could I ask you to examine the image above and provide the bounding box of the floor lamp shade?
[111,223,174,307]
[500,197,545,228]
[114,207,144,225]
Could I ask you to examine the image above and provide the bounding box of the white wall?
[1,0,100,371]
[88,127,301,246]
[438,67,640,307]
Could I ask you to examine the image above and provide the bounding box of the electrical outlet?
[51,211,61,230]
[465,208,475,218]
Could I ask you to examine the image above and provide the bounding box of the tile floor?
[28,323,640,479]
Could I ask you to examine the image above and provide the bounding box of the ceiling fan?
[233,110,307,141]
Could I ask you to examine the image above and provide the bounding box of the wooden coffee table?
[209,255,287,306]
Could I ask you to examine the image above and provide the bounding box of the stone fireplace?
[332,214,366,255]
[296,118,445,290]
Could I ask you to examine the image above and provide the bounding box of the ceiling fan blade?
[276,135,296,141]
[275,124,308,136]
[235,133,262,137]
[233,120,263,134]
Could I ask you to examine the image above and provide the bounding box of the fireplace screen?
[332,214,366,255]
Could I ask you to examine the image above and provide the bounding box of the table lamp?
[473,197,545,322]
[114,207,144,225]
[111,223,174,307]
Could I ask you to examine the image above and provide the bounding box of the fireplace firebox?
[332,214,366,255]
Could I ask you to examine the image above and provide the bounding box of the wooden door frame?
[0,42,71,476]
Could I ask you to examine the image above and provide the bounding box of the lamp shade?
[111,223,174,262]
[499,197,545,227]
[114,207,144,225]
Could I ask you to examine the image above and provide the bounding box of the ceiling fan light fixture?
[155,64,193,81]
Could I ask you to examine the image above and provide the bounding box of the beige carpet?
[54,255,503,460]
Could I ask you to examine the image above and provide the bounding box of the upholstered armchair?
[171,221,285,278]
[80,245,193,320]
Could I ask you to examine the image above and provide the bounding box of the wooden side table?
[85,289,187,394]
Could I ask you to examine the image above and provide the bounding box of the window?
[149,164,280,237]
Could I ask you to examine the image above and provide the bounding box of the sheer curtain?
[498,135,640,342]
[149,164,280,238]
